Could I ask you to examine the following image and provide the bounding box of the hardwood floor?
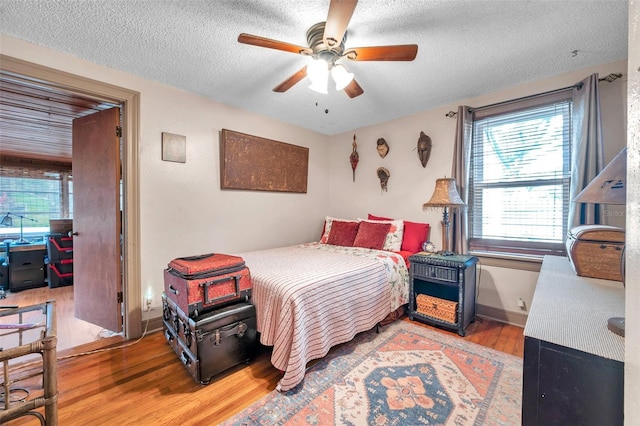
[4,314,524,425]
[0,285,117,352]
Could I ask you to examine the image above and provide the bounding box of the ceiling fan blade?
[273,66,308,92]
[238,33,312,55]
[343,78,364,98]
[345,44,418,61]
[323,0,358,47]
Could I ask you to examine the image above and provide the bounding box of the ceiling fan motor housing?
[306,22,346,64]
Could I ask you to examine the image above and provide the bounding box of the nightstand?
[408,252,478,336]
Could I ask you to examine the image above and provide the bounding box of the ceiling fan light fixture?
[309,79,328,94]
[307,58,329,84]
[331,64,354,90]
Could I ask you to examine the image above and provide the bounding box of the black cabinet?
[408,253,478,336]
[6,243,47,291]
[523,337,624,425]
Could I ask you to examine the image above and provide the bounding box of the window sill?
[468,250,544,272]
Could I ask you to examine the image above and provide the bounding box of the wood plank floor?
[0,285,113,352]
[4,315,524,426]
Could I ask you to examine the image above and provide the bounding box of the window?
[0,157,72,239]
[468,92,572,256]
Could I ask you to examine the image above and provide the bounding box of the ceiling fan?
[237,0,418,98]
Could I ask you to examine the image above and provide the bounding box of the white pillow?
[358,218,404,251]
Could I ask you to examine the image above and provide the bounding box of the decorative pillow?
[320,216,358,243]
[353,221,391,250]
[368,214,430,253]
[326,220,360,247]
[359,218,404,251]
[368,213,393,221]
[401,221,431,253]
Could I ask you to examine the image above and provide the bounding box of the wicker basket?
[416,294,457,324]
[566,225,625,282]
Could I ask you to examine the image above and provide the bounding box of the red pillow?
[401,221,430,253]
[327,221,360,246]
[353,221,391,250]
[368,213,393,221]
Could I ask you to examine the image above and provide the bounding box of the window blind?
[469,96,572,256]
[0,156,72,232]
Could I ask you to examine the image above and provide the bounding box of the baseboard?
[143,305,528,334]
[141,313,164,335]
[477,303,528,328]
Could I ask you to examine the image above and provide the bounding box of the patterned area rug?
[221,320,522,426]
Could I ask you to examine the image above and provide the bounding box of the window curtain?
[450,105,473,254]
[568,73,606,228]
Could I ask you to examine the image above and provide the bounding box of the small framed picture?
[162,132,186,163]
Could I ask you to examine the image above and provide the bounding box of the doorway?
[0,54,142,341]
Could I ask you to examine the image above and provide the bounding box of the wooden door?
[72,107,122,332]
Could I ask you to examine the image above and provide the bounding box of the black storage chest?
[162,294,258,384]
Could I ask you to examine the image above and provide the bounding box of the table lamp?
[423,177,465,256]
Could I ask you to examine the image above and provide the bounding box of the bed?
[239,238,411,392]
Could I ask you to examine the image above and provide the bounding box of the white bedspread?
[239,242,409,391]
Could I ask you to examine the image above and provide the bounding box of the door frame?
[0,54,142,339]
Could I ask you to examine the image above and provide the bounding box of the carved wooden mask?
[417,131,432,168]
[376,138,389,158]
[377,167,390,192]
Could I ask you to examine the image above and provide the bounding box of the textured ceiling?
[0,0,629,136]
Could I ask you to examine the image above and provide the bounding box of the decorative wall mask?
[377,167,390,192]
[376,138,389,158]
[350,134,359,182]
[417,131,432,168]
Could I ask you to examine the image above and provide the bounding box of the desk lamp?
[1,213,35,245]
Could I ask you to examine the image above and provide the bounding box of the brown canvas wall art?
[220,129,309,193]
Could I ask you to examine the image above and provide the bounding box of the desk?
[522,255,624,425]
[2,242,47,292]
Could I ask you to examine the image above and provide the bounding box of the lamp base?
[607,317,625,337]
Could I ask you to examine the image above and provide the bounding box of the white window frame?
[468,90,573,257]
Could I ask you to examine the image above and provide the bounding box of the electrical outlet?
[518,298,526,310]
[144,297,153,312]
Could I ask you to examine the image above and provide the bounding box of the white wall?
[327,59,628,321]
[0,34,332,309]
[0,35,629,323]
